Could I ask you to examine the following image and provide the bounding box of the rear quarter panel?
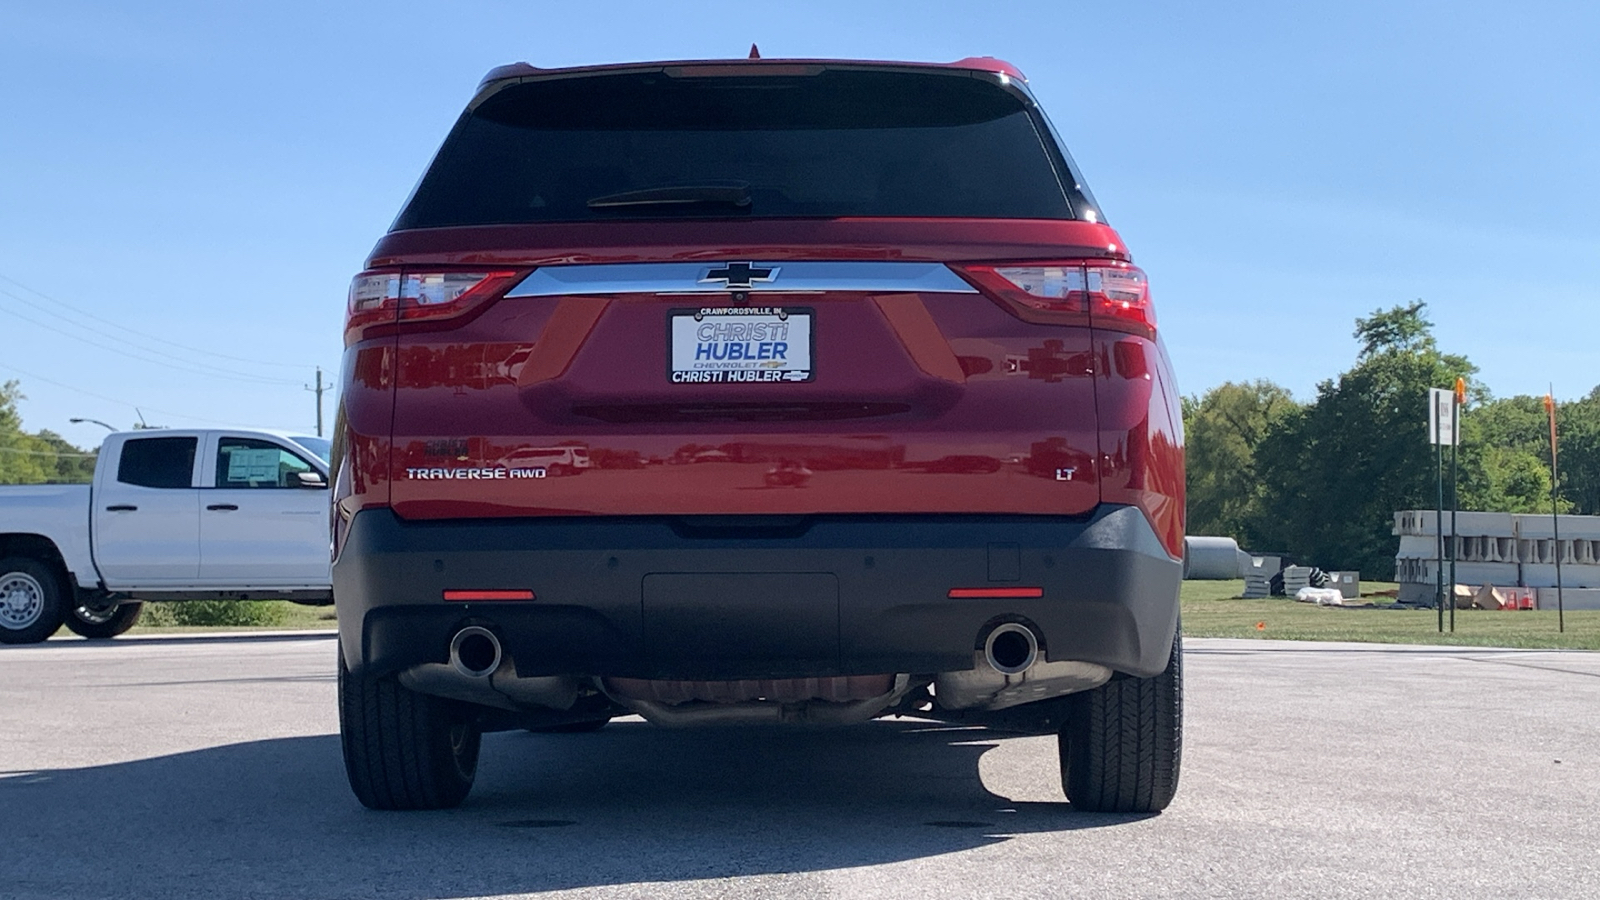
[1092,332,1185,559]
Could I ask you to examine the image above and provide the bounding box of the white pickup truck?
[0,428,332,643]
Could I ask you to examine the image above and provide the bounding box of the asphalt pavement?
[2,632,1596,899]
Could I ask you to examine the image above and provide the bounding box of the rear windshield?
[393,68,1080,229]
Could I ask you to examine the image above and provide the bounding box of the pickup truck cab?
[0,428,332,643]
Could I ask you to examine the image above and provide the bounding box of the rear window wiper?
[587,182,752,211]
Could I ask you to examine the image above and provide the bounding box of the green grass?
[99,582,1600,651]
[125,600,336,634]
[1181,579,1600,651]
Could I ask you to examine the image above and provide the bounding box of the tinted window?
[395,69,1076,228]
[215,438,315,489]
[117,437,197,489]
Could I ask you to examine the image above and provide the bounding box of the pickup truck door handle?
[206,504,240,512]
[105,504,138,512]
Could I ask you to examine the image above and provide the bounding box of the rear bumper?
[334,505,1180,682]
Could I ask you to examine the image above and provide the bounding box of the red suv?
[333,56,1184,813]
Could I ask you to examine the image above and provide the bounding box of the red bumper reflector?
[946,587,1044,599]
[442,590,535,602]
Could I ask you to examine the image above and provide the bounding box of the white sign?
[669,307,813,384]
[1428,388,1460,446]
[226,448,281,483]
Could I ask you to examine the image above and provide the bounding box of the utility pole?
[306,366,326,437]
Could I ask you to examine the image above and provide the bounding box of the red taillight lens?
[947,586,1045,599]
[346,271,402,344]
[397,271,522,323]
[442,589,535,602]
[957,261,1154,336]
[345,269,523,344]
[1086,264,1154,334]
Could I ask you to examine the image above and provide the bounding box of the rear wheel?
[1059,630,1182,813]
[64,600,144,639]
[338,646,481,810]
[0,557,67,645]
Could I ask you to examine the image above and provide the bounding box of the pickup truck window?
[289,436,331,465]
[215,438,315,489]
[116,437,197,489]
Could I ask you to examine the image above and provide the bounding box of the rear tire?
[1059,630,1182,813]
[64,600,143,639]
[338,646,481,810]
[0,556,67,645]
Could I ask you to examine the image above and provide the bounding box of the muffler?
[401,625,577,711]
[984,622,1039,675]
[934,621,1112,711]
[449,626,502,678]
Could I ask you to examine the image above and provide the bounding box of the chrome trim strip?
[505,262,978,297]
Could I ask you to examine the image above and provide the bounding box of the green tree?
[1556,387,1600,515]
[1182,380,1298,542]
[0,380,98,484]
[1253,303,1476,577]
[1459,395,1556,514]
[33,429,98,483]
[0,381,51,484]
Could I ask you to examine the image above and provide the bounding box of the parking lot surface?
[2,633,1596,899]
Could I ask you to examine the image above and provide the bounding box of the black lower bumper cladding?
[335,505,1180,682]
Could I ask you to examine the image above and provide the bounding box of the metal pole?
[1449,422,1458,634]
[1547,389,1564,633]
[1449,379,1464,632]
[1436,441,1445,633]
[69,417,116,432]
[1553,493,1565,633]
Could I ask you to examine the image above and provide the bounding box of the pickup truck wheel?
[1059,630,1182,813]
[338,646,480,810]
[0,557,66,645]
[64,601,144,639]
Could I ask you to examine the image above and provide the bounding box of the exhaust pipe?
[449,626,502,678]
[983,623,1038,676]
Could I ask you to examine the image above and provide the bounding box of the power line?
[0,283,306,383]
[0,271,318,370]
[0,296,303,387]
[0,361,304,432]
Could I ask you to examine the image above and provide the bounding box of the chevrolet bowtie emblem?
[700,262,779,289]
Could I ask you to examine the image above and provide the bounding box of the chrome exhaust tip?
[983,623,1038,676]
[449,626,502,678]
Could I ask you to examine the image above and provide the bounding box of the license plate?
[669,307,814,384]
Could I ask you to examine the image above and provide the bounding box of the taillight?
[346,272,402,344]
[957,261,1154,337]
[344,270,523,344]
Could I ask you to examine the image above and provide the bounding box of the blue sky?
[2,0,1596,448]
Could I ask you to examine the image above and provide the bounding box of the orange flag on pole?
[1544,393,1558,468]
